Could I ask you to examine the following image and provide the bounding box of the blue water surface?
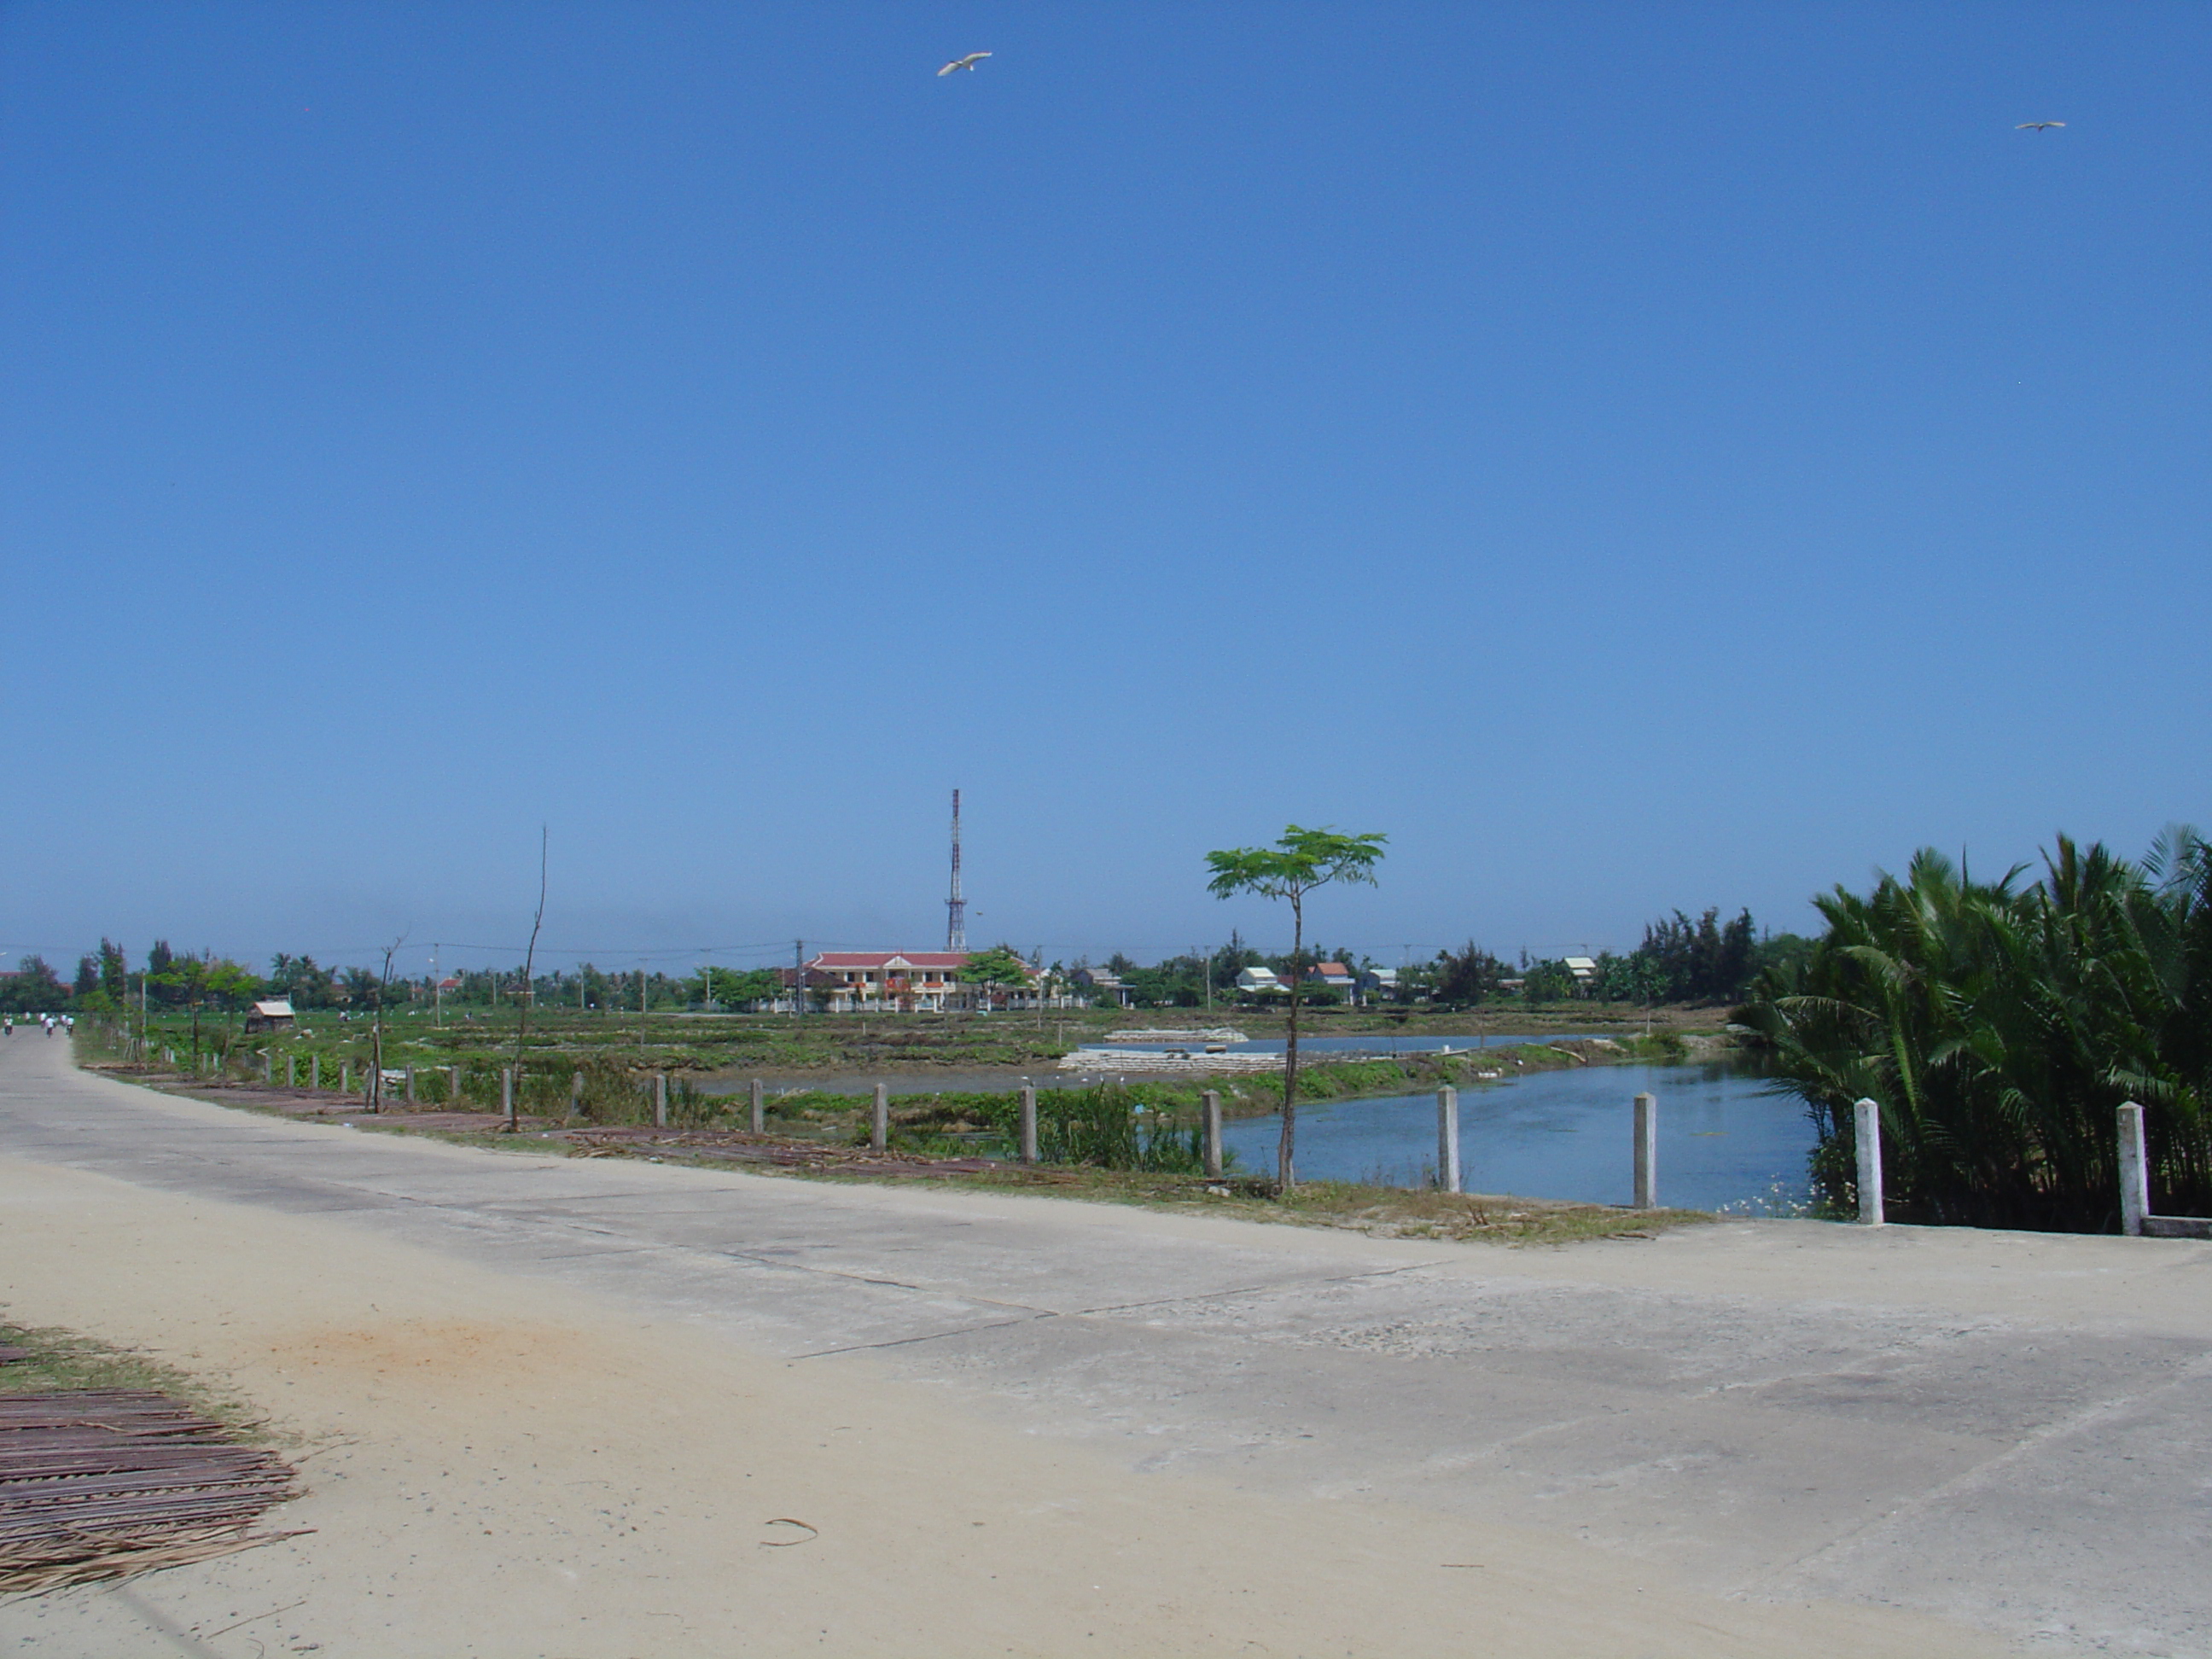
[1086,1033,1567,1055]
[1220,1062,1817,1213]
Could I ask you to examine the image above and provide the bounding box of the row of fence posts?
[1421,1085,1667,1207]
[150,1053,2207,1231]
[1824,1096,2203,1237]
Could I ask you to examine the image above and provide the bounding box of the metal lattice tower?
[946,789,967,951]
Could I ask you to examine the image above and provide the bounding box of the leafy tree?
[99,939,128,998]
[2,956,67,1013]
[958,945,1033,1009]
[150,955,259,1062]
[145,940,176,1006]
[73,955,100,998]
[698,966,782,1009]
[1635,907,1755,1003]
[1206,824,1386,1187]
[1434,941,1508,1006]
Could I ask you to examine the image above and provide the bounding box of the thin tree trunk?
[1280,893,1302,1188]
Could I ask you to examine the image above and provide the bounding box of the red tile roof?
[808,952,973,971]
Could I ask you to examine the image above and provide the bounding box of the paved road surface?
[2,1034,2208,1655]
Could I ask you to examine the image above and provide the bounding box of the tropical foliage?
[1732,830,2212,1231]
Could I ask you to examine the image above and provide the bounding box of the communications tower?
[945,789,967,951]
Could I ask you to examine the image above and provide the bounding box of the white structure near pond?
[1234,966,1284,996]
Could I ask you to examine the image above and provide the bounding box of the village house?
[1303,962,1359,1002]
[242,998,295,1033]
[1234,965,1284,998]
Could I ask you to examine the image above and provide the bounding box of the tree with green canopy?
[958,945,1033,1010]
[1206,824,1386,1187]
[150,955,261,1063]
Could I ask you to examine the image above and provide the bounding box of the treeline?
[1078,910,1801,1010]
[1735,830,2212,1231]
[0,940,782,1017]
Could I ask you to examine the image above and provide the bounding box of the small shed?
[242,998,296,1033]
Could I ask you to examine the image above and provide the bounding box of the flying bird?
[2016,120,2066,131]
[938,51,992,76]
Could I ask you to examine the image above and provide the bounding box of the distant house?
[1564,957,1598,992]
[1359,966,1400,1001]
[1304,962,1358,1002]
[1234,966,1284,998]
[1073,966,1132,1008]
[242,998,295,1033]
[802,952,977,1013]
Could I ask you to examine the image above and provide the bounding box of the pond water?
[1220,1061,1817,1214]
[1084,1033,1569,1056]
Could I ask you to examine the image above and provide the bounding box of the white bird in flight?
[2016,120,2066,131]
[938,51,992,76]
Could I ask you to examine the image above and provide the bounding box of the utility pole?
[793,939,806,1019]
[945,789,966,951]
[432,944,441,1028]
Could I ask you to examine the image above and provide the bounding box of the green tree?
[151,955,259,1062]
[958,945,1033,1010]
[1206,824,1386,1187]
[1733,831,2212,1230]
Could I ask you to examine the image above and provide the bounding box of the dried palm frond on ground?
[0,1342,303,1595]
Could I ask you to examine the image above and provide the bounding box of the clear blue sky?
[3,3,2206,980]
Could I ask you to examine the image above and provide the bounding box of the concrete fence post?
[503,1068,516,1129]
[310,1053,319,1090]
[2118,1101,2150,1237]
[749,1078,765,1134]
[654,1074,668,1129]
[1633,1092,1657,1210]
[569,1070,585,1119]
[405,1064,416,1105]
[286,1054,296,1089]
[871,1083,889,1152]
[1437,1086,1463,1195]
[447,1066,461,1103]
[1020,1086,1039,1164]
[1202,1089,1223,1178]
[1854,1097,1885,1225]
[260,1051,272,1084]
[341,1062,351,1095]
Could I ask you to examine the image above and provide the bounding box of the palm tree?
[1734,831,2212,1230]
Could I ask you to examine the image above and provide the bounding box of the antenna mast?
[946,789,967,951]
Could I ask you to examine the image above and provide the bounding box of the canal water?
[1220,1061,1817,1214]
[1086,1033,1569,1056]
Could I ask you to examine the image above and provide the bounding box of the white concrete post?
[1202,1089,1223,1178]
[405,1064,416,1105]
[1633,1092,1657,1210]
[654,1073,668,1128]
[286,1054,296,1089]
[1437,1086,1462,1194]
[1020,1086,1039,1164]
[749,1078,765,1134]
[341,1062,351,1095]
[569,1069,585,1119]
[260,1051,272,1084]
[1854,1097,1885,1225]
[2118,1101,2150,1237]
[447,1065,461,1103]
[502,1068,515,1128]
[310,1053,319,1090]
[871,1083,890,1151]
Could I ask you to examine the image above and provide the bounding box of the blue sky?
[3,3,2206,979]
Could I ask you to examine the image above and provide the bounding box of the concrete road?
[3,1033,2209,1655]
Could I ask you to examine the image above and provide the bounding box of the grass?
[791,1164,1717,1246]
[0,1319,271,1441]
